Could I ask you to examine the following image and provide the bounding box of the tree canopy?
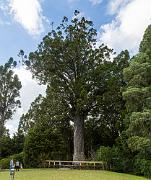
[123,25,151,177]
[0,58,22,138]
[26,10,129,160]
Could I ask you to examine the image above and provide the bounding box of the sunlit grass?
[0,169,149,180]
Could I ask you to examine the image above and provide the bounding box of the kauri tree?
[27,11,116,160]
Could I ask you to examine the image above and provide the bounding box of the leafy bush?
[134,158,151,177]
[0,152,24,169]
[96,146,133,173]
[23,125,69,168]
[96,146,112,170]
[96,146,111,162]
[0,157,10,169]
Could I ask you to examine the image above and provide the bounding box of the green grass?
[0,169,149,180]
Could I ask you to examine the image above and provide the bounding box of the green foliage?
[140,24,151,57]
[11,131,25,155]
[96,146,112,163]
[25,10,122,160]
[22,89,73,167]
[127,111,151,137]
[13,152,24,163]
[18,94,44,135]
[123,26,151,152]
[96,144,133,173]
[0,157,10,169]
[134,158,151,177]
[0,152,23,169]
[0,133,13,158]
[0,131,24,159]
[0,58,22,138]
[122,25,151,177]
[128,136,151,153]
[0,59,22,159]
[23,122,71,167]
[85,50,129,159]
[27,11,115,120]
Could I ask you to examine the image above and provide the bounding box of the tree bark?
[0,120,4,159]
[73,114,85,161]
[0,120,4,138]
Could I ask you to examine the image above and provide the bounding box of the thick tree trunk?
[73,114,85,161]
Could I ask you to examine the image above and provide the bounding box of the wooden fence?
[43,160,105,170]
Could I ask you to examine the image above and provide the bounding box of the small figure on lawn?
[20,163,23,170]
[15,160,20,171]
[10,159,15,180]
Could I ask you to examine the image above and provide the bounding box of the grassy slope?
[0,169,149,180]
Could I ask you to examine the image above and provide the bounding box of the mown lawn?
[0,169,149,180]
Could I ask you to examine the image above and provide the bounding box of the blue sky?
[1,0,151,64]
[0,0,113,64]
[0,0,151,135]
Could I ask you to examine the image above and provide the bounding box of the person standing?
[15,161,20,171]
[10,159,15,180]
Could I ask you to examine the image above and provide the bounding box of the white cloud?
[0,0,11,26]
[107,0,130,15]
[99,0,151,54]
[6,67,46,136]
[9,0,45,36]
[0,0,9,12]
[89,0,103,6]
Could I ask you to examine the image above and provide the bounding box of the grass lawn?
[0,169,149,180]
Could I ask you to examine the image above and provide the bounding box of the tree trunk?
[73,114,85,161]
[0,121,4,159]
[0,120,4,138]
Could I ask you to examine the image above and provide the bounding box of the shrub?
[96,146,112,170]
[134,158,151,177]
[23,126,69,168]
[96,146,133,173]
[0,157,10,169]
[0,152,24,169]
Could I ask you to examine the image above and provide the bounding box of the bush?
[134,158,151,177]
[96,146,112,170]
[0,152,24,169]
[23,126,69,168]
[0,157,10,169]
[96,146,133,173]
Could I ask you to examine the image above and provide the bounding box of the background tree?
[0,131,13,158]
[11,130,25,155]
[18,90,72,164]
[24,119,71,167]
[0,58,21,159]
[0,58,21,138]
[18,94,43,135]
[123,25,151,177]
[22,87,73,166]
[85,50,129,158]
[26,10,116,160]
